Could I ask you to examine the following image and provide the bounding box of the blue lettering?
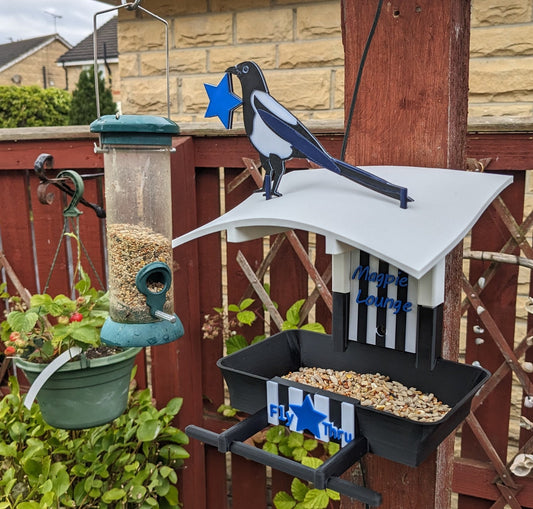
[344,431,353,443]
[322,422,332,435]
[269,404,278,418]
[354,287,412,315]
[286,412,295,427]
[351,265,369,280]
[402,302,413,313]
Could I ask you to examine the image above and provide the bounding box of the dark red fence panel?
[1,128,533,509]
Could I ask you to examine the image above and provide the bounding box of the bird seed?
[282,367,451,422]
[107,223,173,323]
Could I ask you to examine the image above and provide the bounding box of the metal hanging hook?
[56,170,84,218]
[93,0,171,119]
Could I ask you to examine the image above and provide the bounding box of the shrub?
[69,67,116,125]
[0,86,71,127]
[0,376,189,508]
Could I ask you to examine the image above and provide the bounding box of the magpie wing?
[256,102,412,208]
[252,91,328,159]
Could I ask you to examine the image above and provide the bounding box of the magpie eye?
[242,65,249,74]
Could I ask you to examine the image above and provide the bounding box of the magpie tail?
[333,159,413,209]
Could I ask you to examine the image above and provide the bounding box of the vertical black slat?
[375,259,389,346]
[415,304,443,370]
[356,251,369,343]
[332,291,349,352]
[394,270,408,351]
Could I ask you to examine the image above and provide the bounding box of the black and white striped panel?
[266,380,356,447]
[348,250,418,353]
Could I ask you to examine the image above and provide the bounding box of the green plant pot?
[15,347,142,429]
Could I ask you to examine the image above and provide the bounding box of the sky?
[0,0,117,46]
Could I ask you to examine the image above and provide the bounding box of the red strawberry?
[70,312,83,323]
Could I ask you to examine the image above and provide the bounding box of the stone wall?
[116,0,533,125]
[0,39,68,90]
[470,0,533,118]
[117,0,343,122]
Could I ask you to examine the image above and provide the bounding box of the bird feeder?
[89,115,183,347]
[173,166,512,505]
[89,2,183,348]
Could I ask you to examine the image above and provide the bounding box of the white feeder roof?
[172,166,512,279]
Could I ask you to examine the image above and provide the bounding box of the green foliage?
[264,426,340,509]
[0,376,188,508]
[0,85,71,127]
[1,268,108,362]
[69,67,116,125]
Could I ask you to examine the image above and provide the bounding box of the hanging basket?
[15,347,141,429]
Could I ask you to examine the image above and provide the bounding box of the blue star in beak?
[204,73,243,129]
[289,394,327,438]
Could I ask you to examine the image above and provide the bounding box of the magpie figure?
[226,61,412,208]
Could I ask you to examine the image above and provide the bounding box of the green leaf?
[159,444,190,460]
[303,439,318,451]
[236,309,256,326]
[262,441,278,455]
[129,485,147,502]
[68,324,101,344]
[273,491,296,509]
[285,299,304,326]
[225,334,248,354]
[291,478,309,502]
[228,304,240,312]
[165,484,179,506]
[7,310,39,332]
[17,503,41,509]
[251,335,266,344]
[326,489,340,501]
[239,298,255,310]
[292,447,308,462]
[326,441,340,456]
[9,421,27,441]
[300,322,326,334]
[162,397,183,417]
[301,457,323,469]
[288,432,304,448]
[303,489,330,509]
[102,488,127,503]
[137,420,161,442]
[266,425,286,444]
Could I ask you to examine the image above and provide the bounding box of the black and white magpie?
[226,61,412,208]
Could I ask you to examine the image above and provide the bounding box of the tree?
[0,86,71,127]
[69,67,116,125]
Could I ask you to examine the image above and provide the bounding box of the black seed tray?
[217,329,489,467]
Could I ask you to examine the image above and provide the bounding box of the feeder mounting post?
[341,1,470,507]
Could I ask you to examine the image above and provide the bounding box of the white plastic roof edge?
[173,166,512,279]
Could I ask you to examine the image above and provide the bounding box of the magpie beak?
[226,61,412,208]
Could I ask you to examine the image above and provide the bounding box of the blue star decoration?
[289,394,327,438]
[204,73,243,129]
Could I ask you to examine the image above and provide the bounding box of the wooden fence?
[0,124,532,508]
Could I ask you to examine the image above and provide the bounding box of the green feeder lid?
[90,114,179,146]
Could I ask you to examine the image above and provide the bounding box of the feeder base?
[100,315,184,347]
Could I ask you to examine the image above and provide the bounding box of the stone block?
[471,25,533,57]
[119,20,166,52]
[180,75,211,113]
[471,0,532,26]
[174,13,233,48]
[334,68,344,109]
[119,53,140,77]
[209,45,277,73]
[265,69,330,110]
[120,76,175,115]
[140,49,207,76]
[296,2,341,39]
[468,103,533,118]
[469,57,533,102]
[236,9,293,43]
[278,40,343,68]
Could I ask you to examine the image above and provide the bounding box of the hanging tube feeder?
[90,1,183,347]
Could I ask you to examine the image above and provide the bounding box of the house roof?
[57,17,117,66]
[0,34,71,73]
[173,167,512,279]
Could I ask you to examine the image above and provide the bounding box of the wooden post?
[341,1,470,508]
